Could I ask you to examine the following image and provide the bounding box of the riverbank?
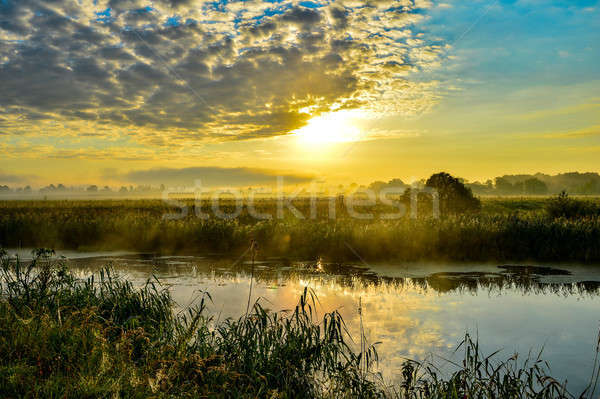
[1,251,597,398]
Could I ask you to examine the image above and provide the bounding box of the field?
[1,196,600,262]
[1,252,593,398]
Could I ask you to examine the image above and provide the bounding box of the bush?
[546,191,600,218]
[426,172,481,214]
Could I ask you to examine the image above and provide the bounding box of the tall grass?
[0,249,380,398]
[1,250,598,398]
[393,334,574,399]
[1,198,600,262]
[545,191,600,219]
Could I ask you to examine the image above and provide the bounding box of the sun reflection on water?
[65,256,600,391]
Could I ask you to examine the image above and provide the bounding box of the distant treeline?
[368,172,600,196]
[2,171,600,197]
[0,184,162,196]
[472,172,600,195]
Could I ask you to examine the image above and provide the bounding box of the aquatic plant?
[0,251,380,398]
[1,251,598,398]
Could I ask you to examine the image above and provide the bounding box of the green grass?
[1,251,597,398]
[1,197,600,262]
[0,250,380,398]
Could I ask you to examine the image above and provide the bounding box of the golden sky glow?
[294,110,363,145]
[0,0,599,187]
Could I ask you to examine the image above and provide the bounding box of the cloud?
[0,170,34,184]
[116,166,316,187]
[543,125,600,139]
[0,141,160,161]
[0,0,447,147]
[515,102,600,121]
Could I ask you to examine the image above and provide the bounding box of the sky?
[0,0,598,188]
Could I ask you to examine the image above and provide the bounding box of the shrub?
[546,191,600,218]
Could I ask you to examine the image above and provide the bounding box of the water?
[6,249,600,393]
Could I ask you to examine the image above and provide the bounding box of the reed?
[1,250,597,398]
[1,197,599,261]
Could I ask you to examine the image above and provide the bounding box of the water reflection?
[8,250,600,393]
[66,253,600,297]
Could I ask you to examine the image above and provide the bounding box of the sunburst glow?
[294,110,363,145]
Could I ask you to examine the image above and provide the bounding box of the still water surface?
[7,249,600,393]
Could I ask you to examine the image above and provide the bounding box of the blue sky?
[389,1,600,140]
[0,0,599,186]
[423,0,599,100]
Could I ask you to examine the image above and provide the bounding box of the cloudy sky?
[0,0,598,187]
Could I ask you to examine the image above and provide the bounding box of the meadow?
[1,196,599,262]
[1,251,595,398]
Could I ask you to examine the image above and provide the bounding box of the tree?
[387,178,406,188]
[426,172,481,214]
[513,181,524,194]
[466,181,494,195]
[368,181,387,193]
[86,185,98,192]
[494,177,514,194]
[523,178,548,195]
[577,179,599,195]
[399,187,435,216]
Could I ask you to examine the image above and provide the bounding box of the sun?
[293,110,363,145]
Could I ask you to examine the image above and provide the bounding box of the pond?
[6,249,600,394]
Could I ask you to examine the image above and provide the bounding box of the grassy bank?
[1,251,594,398]
[1,198,600,262]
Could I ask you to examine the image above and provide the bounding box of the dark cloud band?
[118,166,315,187]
